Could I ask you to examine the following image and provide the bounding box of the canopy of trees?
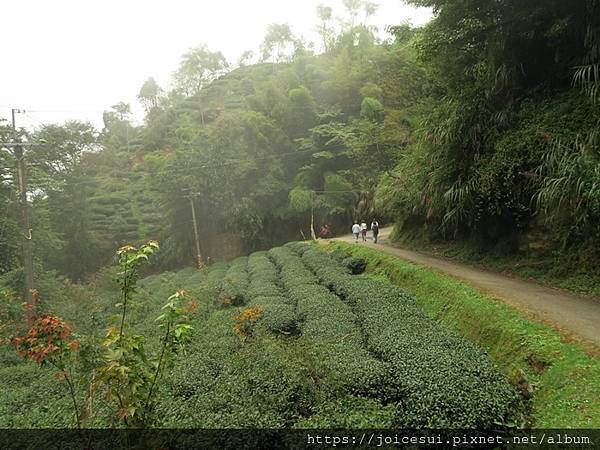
[1,0,598,289]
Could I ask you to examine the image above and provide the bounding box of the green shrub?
[245,252,295,335]
[171,267,198,287]
[300,246,520,428]
[160,309,240,402]
[246,282,283,299]
[294,395,396,428]
[249,295,290,306]
[158,331,318,428]
[342,256,367,274]
[283,241,311,256]
[271,246,400,401]
[206,262,229,285]
[219,257,249,305]
[257,303,297,334]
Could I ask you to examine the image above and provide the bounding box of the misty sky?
[0,0,431,131]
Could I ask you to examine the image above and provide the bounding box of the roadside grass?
[389,233,600,298]
[327,241,600,428]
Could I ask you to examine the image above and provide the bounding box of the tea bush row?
[206,262,229,285]
[300,246,520,428]
[270,246,401,402]
[219,256,249,305]
[268,247,317,288]
[246,252,296,334]
[159,330,319,428]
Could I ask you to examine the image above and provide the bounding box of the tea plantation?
[0,243,523,428]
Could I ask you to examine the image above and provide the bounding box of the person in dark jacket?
[371,219,379,243]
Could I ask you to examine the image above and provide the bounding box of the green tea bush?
[248,253,278,283]
[292,289,396,399]
[294,395,396,428]
[285,284,332,307]
[206,262,229,285]
[342,256,367,274]
[245,252,295,335]
[269,247,317,287]
[300,246,520,428]
[283,241,311,256]
[250,295,293,306]
[256,303,297,334]
[158,331,318,427]
[171,267,198,287]
[182,270,208,290]
[246,282,283,299]
[219,257,249,305]
[160,309,240,403]
[270,247,401,401]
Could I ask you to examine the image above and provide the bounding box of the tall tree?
[137,77,163,113]
[260,23,296,64]
[316,4,335,53]
[173,45,229,96]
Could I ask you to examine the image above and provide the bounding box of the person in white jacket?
[352,222,361,241]
[360,221,368,242]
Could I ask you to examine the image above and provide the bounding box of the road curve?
[334,227,600,348]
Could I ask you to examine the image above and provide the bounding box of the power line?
[25,109,106,114]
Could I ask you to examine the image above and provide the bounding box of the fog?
[0,0,431,129]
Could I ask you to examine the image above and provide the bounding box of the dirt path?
[335,227,600,347]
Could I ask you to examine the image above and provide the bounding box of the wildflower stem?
[118,267,129,341]
[145,320,170,410]
[51,361,81,429]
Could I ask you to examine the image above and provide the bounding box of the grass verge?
[389,231,600,298]
[327,241,600,428]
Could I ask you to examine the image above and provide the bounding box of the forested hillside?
[1,0,599,289]
[1,0,600,437]
[380,0,600,263]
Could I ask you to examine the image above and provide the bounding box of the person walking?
[319,224,330,239]
[371,219,380,243]
[352,222,361,241]
[360,220,368,242]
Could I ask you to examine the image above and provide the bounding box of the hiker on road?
[360,221,368,242]
[371,219,380,243]
[352,222,361,241]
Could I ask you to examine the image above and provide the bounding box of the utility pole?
[188,195,203,268]
[310,191,316,240]
[12,108,35,318]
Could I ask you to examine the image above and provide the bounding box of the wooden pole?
[310,191,316,240]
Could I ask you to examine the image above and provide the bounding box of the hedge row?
[270,246,400,401]
[159,308,241,408]
[268,247,317,288]
[160,329,320,428]
[300,246,520,428]
[219,256,249,305]
[206,262,229,285]
[283,241,312,256]
[246,252,296,334]
[170,267,199,288]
